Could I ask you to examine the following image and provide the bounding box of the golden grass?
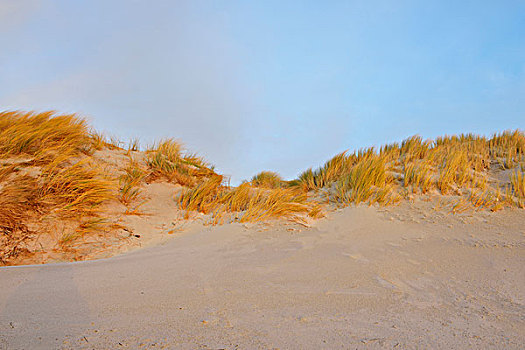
[403,162,433,193]
[1,109,524,264]
[437,151,470,194]
[297,151,354,191]
[179,176,312,223]
[251,171,283,189]
[127,138,141,152]
[510,171,525,208]
[0,176,39,263]
[335,155,393,205]
[119,158,147,205]
[179,174,224,214]
[0,110,91,162]
[39,159,115,216]
[468,189,502,211]
[400,135,431,164]
[0,111,119,262]
[60,218,108,246]
[238,187,310,223]
[146,139,215,186]
[292,129,524,210]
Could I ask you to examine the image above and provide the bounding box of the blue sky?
[1,0,524,183]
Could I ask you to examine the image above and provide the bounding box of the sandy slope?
[0,203,524,349]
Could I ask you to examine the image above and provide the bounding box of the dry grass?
[510,171,525,208]
[238,187,310,223]
[436,150,471,194]
[39,159,115,216]
[0,110,91,161]
[292,129,524,210]
[490,130,525,169]
[179,176,312,223]
[400,135,431,164]
[1,109,524,264]
[119,158,147,205]
[0,176,39,263]
[297,151,354,191]
[179,174,224,214]
[146,139,215,186]
[0,111,117,263]
[251,171,284,189]
[127,138,141,152]
[335,155,393,205]
[403,162,433,193]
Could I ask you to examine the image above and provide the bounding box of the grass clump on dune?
[179,175,314,224]
[297,151,354,191]
[0,176,40,262]
[39,159,114,216]
[119,158,148,205]
[146,139,216,187]
[292,130,525,210]
[0,110,91,161]
[510,171,525,208]
[0,111,117,263]
[334,154,397,205]
[251,171,284,189]
[403,162,433,193]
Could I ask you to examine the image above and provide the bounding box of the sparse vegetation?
[510,170,525,208]
[119,158,147,205]
[179,175,313,224]
[0,109,523,266]
[335,154,392,205]
[293,130,524,209]
[146,139,216,186]
[251,171,284,189]
[0,111,117,264]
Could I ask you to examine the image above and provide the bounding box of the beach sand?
[1,201,523,349]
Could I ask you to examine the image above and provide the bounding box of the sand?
[0,201,524,349]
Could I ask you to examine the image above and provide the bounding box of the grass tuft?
[251,171,284,189]
[119,158,147,205]
[335,155,392,205]
[510,171,525,208]
[147,139,215,186]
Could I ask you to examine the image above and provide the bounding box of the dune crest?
[0,111,524,266]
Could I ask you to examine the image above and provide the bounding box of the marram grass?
[1,109,524,264]
[294,130,525,208]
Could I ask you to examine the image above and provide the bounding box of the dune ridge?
[0,110,524,266]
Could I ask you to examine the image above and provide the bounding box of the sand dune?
[1,112,524,348]
[1,203,523,349]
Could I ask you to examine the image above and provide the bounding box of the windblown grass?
[0,110,91,161]
[179,174,224,214]
[297,151,354,191]
[0,176,39,263]
[251,171,284,189]
[334,155,396,205]
[2,109,524,264]
[119,158,147,205]
[179,176,313,223]
[510,171,525,208]
[403,162,433,193]
[238,187,310,223]
[39,159,114,216]
[292,129,524,209]
[0,111,117,263]
[147,139,216,186]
